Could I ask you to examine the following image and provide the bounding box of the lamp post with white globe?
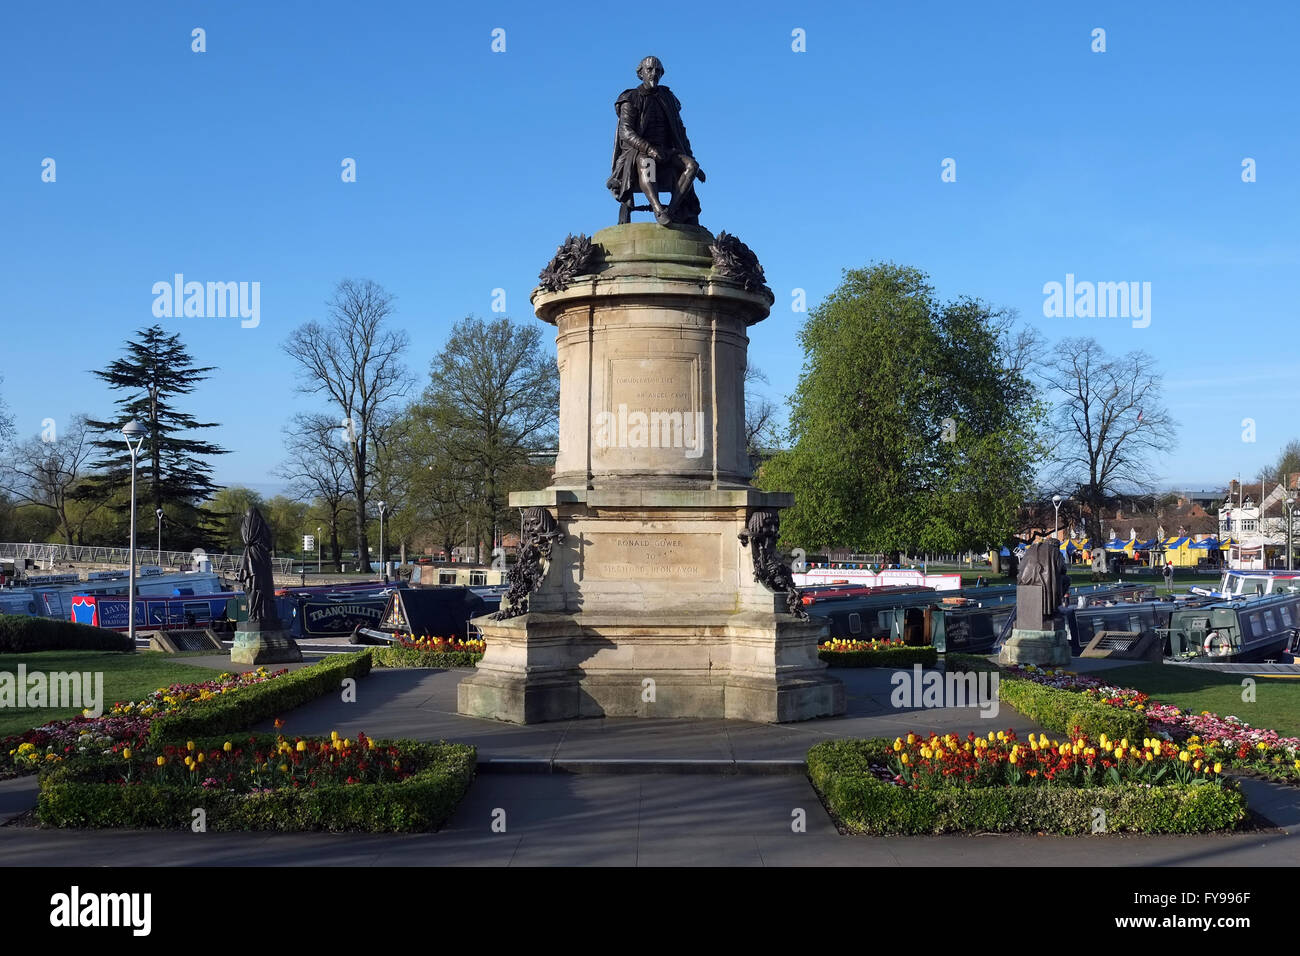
[121,421,149,646]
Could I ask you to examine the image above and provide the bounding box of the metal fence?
[0,541,293,574]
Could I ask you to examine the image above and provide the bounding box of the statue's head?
[637,56,664,87]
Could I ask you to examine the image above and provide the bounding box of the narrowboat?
[1189,569,1300,600]
[70,591,238,632]
[1164,591,1300,662]
[10,567,221,620]
[353,586,502,644]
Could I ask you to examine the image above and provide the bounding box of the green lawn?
[0,651,227,738]
[1102,662,1300,739]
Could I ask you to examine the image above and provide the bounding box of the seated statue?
[606,56,706,226]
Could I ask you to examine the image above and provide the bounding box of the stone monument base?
[998,626,1071,667]
[456,487,846,724]
[231,622,303,666]
[457,609,844,723]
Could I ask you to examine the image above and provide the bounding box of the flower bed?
[998,671,1149,743]
[372,636,484,669]
[808,734,1248,834]
[818,638,937,668]
[4,651,375,773]
[37,730,475,832]
[1002,664,1300,785]
[4,667,283,772]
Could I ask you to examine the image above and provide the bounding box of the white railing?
[0,541,293,574]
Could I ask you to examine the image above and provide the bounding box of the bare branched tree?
[743,364,779,466]
[0,414,104,544]
[1039,337,1177,547]
[282,279,411,572]
[275,412,356,572]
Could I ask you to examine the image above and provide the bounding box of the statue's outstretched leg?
[618,199,632,224]
[663,154,700,223]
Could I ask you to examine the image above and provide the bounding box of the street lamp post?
[317,526,322,574]
[1287,497,1295,571]
[155,508,163,562]
[1052,494,1063,540]
[121,421,149,648]
[378,501,387,582]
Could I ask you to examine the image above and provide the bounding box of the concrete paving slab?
[0,776,38,824]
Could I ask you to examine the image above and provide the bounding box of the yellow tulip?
[196,752,205,764]
[1213,762,1222,773]
[1193,759,1203,770]
[186,740,195,752]
[1179,751,1190,763]
[279,763,289,773]
[900,753,909,764]
[331,731,340,742]
[907,734,916,745]
[122,748,132,760]
[893,740,903,752]
[296,740,307,752]
[156,756,166,767]
[223,741,232,753]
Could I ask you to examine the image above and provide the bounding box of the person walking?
[1162,561,1174,592]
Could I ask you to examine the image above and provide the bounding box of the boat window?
[438,571,457,585]
[1076,616,1098,643]
[1281,605,1294,627]
[1247,614,1261,636]
[470,571,488,586]
[1264,610,1277,632]
[848,612,862,635]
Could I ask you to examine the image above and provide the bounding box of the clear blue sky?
[2,1,1297,495]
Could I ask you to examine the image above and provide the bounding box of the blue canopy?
[1190,537,1220,549]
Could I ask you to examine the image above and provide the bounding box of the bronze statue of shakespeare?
[607,56,706,226]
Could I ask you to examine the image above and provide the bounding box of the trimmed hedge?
[999,676,1149,742]
[0,614,133,654]
[808,739,1248,835]
[819,645,937,668]
[371,645,482,669]
[147,652,373,746]
[37,734,475,832]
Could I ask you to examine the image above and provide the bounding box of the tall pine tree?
[83,325,229,551]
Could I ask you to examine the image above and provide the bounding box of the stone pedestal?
[998,626,1071,667]
[456,223,845,724]
[231,621,303,666]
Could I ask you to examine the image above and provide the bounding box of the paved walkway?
[3,660,1296,866]
[1,771,1294,866]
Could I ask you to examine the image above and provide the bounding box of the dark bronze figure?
[236,506,280,627]
[607,56,705,226]
[1016,538,1069,629]
[738,509,808,620]
[495,507,565,620]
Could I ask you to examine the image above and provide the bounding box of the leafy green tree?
[202,486,266,554]
[82,325,228,550]
[264,495,311,556]
[757,263,1042,560]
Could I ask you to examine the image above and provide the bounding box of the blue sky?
[2,1,1297,494]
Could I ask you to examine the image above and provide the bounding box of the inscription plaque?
[584,531,721,581]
